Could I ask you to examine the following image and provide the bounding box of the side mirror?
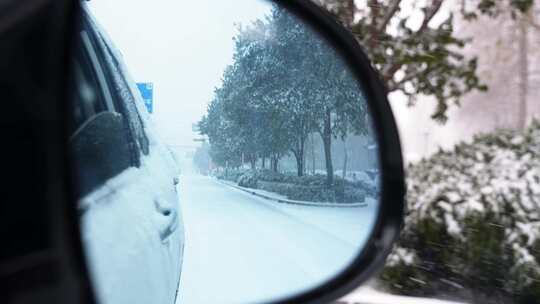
[71,112,131,198]
[68,1,406,304]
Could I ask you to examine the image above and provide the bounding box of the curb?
[216,179,368,208]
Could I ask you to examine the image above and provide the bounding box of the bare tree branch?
[369,0,380,26]
[368,0,381,48]
[382,0,444,82]
[386,82,400,92]
[376,0,402,34]
[343,0,356,27]
[418,0,444,33]
[382,61,403,83]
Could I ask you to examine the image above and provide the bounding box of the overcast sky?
[87,0,272,154]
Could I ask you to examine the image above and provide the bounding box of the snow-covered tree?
[199,5,369,185]
[317,0,535,122]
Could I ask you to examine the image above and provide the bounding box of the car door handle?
[154,199,178,242]
[173,177,180,193]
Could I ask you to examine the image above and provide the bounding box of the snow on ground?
[177,172,378,304]
[337,285,466,304]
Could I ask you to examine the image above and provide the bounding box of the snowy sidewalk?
[216,178,369,208]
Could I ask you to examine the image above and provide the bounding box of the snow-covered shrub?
[253,169,287,183]
[215,169,247,183]
[294,174,330,186]
[233,169,373,203]
[256,179,367,203]
[237,171,258,188]
[380,121,540,303]
[342,186,367,203]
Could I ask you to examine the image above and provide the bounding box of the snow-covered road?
[176,173,377,304]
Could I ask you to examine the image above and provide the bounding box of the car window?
[86,15,150,158]
[69,32,112,133]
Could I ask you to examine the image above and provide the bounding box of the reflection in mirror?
[71,1,380,303]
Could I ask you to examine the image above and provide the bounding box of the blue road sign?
[136,82,154,113]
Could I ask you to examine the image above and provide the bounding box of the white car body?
[76,6,184,304]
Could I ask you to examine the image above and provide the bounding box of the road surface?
[176,173,378,304]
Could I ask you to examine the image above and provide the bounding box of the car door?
[71,9,183,304]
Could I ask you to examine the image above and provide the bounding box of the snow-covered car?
[69,7,184,304]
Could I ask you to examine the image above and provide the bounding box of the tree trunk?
[250,158,256,170]
[321,109,333,186]
[292,137,306,177]
[294,152,304,177]
[518,10,530,130]
[272,154,279,172]
[262,157,266,169]
[311,133,316,175]
[342,138,348,180]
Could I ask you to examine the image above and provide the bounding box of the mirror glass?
[70,1,381,303]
